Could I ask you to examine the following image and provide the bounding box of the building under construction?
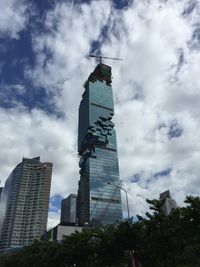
[76,62,123,226]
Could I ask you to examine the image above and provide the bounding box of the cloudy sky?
[0,0,200,228]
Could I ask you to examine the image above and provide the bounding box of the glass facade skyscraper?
[77,63,122,226]
[60,194,77,224]
[0,157,52,249]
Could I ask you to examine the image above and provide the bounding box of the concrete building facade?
[49,223,83,242]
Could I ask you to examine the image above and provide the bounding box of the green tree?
[137,196,200,267]
[1,196,200,267]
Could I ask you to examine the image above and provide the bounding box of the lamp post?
[107,182,130,220]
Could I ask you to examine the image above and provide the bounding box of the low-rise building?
[48,222,83,242]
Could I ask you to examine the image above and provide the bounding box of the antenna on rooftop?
[89,54,123,64]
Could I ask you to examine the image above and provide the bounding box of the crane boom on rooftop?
[89,54,123,64]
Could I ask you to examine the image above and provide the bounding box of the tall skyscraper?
[77,63,122,226]
[0,187,3,199]
[159,190,177,215]
[60,194,77,224]
[0,157,52,249]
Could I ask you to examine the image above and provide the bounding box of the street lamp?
[107,182,130,220]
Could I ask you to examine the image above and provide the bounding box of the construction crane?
[89,54,123,64]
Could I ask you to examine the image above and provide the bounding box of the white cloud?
[0,0,28,38]
[1,0,200,228]
[0,107,79,198]
[100,0,200,215]
[47,211,60,230]
[27,1,111,87]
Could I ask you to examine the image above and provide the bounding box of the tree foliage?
[0,196,199,267]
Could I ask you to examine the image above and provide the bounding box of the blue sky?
[1,0,200,228]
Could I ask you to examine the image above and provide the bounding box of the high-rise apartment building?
[60,194,77,224]
[159,190,177,215]
[0,157,52,249]
[77,63,122,226]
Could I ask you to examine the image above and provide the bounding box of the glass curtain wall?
[77,64,122,226]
